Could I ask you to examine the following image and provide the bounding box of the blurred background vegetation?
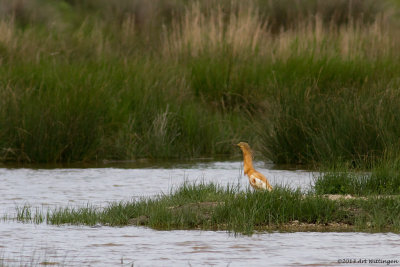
[1,0,400,166]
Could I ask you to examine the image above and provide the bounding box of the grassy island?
[14,182,400,235]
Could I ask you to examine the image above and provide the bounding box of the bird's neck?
[242,151,254,175]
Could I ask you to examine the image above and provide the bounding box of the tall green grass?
[0,58,244,162]
[315,154,400,195]
[258,58,400,164]
[0,0,400,164]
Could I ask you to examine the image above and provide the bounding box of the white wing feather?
[249,174,267,190]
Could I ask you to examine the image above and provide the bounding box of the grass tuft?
[315,156,400,195]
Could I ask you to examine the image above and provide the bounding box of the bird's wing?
[249,173,267,190]
[249,171,273,191]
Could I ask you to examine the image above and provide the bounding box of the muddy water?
[1,161,399,266]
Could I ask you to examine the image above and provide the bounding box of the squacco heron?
[237,142,273,191]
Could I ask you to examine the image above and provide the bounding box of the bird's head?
[236,142,251,151]
[236,142,253,160]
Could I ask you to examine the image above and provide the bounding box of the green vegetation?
[16,205,45,224]
[0,0,400,165]
[13,182,400,235]
[315,155,400,195]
